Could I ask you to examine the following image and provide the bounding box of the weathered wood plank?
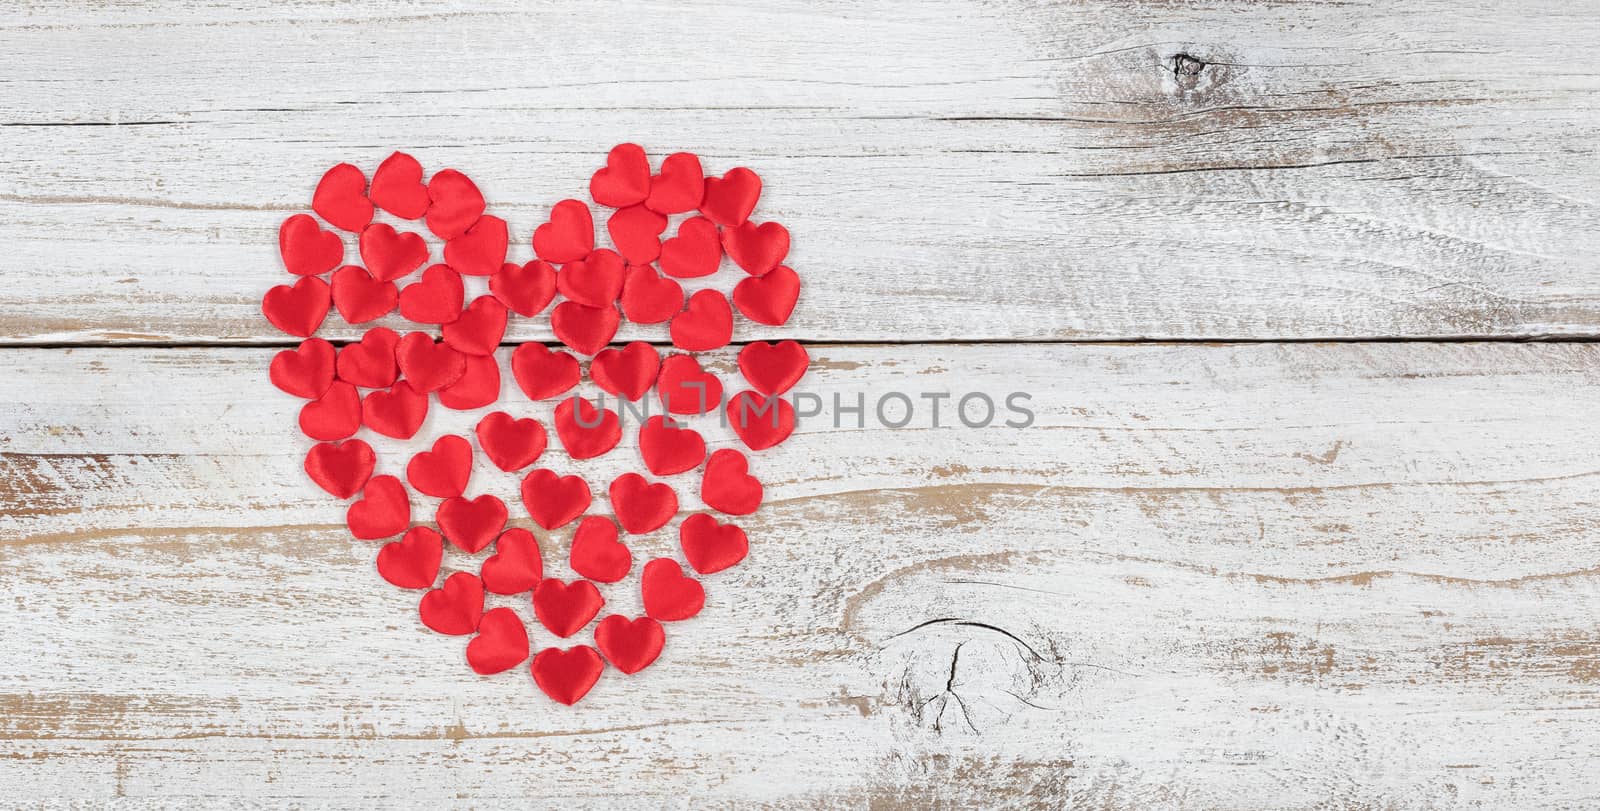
[3,343,1599,806]
[2,0,1599,343]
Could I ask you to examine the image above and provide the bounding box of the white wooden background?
[4,1,1600,808]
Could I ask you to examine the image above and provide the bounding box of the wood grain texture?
[4,343,1600,807]
[3,0,1600,343]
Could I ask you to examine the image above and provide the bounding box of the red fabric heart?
[467,607,530,675]
[607,205,667,265]
[270,337,335,399]
[568,516,631,583]
[481,528,543,595]
[475,411,548,472]
[406,434,472,498]
[594,615,664,675]
[532,578,604,638]
[531,645,603,705]
[437,494,508,554]
[658,216,722,279]
[638,415,706,476]
[701,449,762,515]
[445,214,509,277]
[299,381,361,441]
[556,248,625,308]
[304,439,374,499]
[312,163,374,232]
[732,264,799,326]
[609,473,678,535]
[727,390,795,450]
[330,265,398,324]
[336,327,399,389]
[669,290,733,351]
[641,558,704,622]
[490,260,557,318]
[533,199,594,263]
[262,276,330,337]
[439,353,501,410]
[279,214,344,276]
[553,397,621,460]
[442,295,508,356]
[520,468,591,530]
[510,343,581,400]
[550,301,620,356]
[347,475,411,540]
[395,331,467,393]
[419,572,484,635]
[737,340,809,395]
[426,169,487,241]
[589,341,660,401]
[369,151,430,220]
[656,354,723,416]
[358,223,428,282]
[679,513,748,574]
[362,380,428,439]
[722,220,790,276]
[645,152,704,215]
[398,264,464,325]
[590,143,650,208]
[618,264,684,325]
[376,526,442,589]
[699,167,761,227]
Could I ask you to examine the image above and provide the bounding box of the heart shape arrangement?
[265,145,804,704]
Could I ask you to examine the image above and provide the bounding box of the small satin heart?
[330,265,398,324]
[589,143,650,208]
[510,343,581,400]
[638,415,706,477]
[376,526,443,589]
[406,434,472,498]
[438,354,501,411]
[641,558,704,622]
[520,468,591,530]
[490,260,557,318]
[589,341,660,401]
[299,381,361,441]
[481,528,543,595]
[556,248,625,308]
[312,163,374,232]
[609,473,678,535]
[475,411,548,472]
[669,290,733,351]
[441,295,508,356]
[594,615,665,675]
[732,264,799,326]
[347,475,411,540]
[658,216,722,279]
[568,516,631,583]
[737,340,809,395]
[656,354,723,416]
[395,331,467,393]
[436,494,508,554]
[726,390,796,450]
[701,449,762,516]
[419,572,484,636]
[397,264,464,324]
[550,301,620,356]
[369,151,430,219]
[304,439,374,499]
[467,607,530,675]
[531,645,603,705]
[279,214,344,276]
[362,380,428,439]
[721,220,790,276]
[553,397,621,460]
[426,169,486,240]
[444,214,509,277]
[358,223,428,283]
[645,152,704,215]
[618,264,684,325]
[679,513,748,574]
[270,337,336,399]
[532,578,604,638]
[262,276,330,338]
[335,327,399,389]
[533,199,594,263]
[607,205,667,264]
[699,167,761,227]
